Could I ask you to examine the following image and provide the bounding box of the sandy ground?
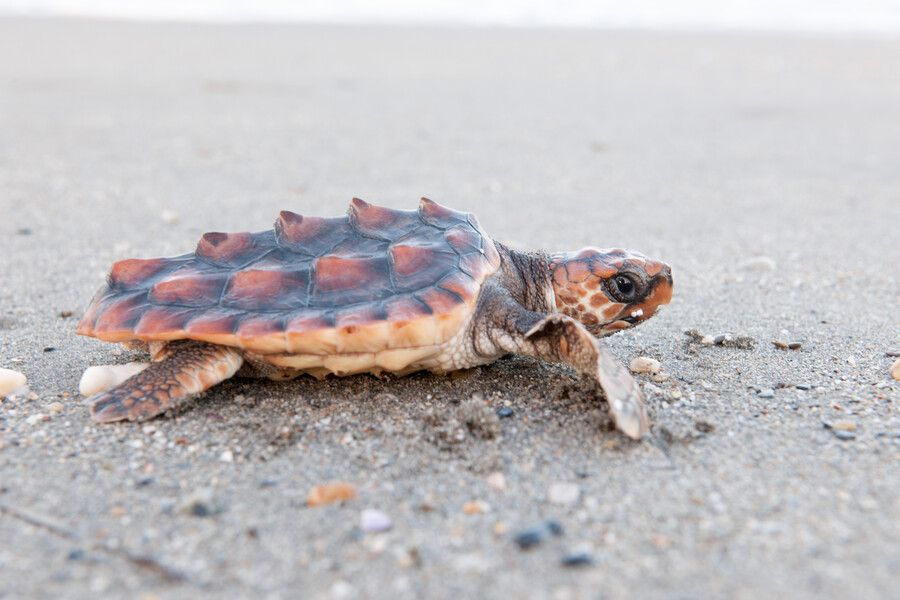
[1,17,899,600]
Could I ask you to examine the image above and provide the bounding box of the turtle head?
[549,247,673,336]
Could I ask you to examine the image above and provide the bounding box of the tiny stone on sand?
[548,482,581,506]
[307,482,358,507]
[486,472,506,490]
[629,357,661,374]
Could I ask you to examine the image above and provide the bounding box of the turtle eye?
[606,274,638,303]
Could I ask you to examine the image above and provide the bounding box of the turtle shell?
[77,198,501,356]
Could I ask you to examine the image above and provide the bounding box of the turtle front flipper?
[523,315,649,439]
[477,286,650,439]
[87,340,244,423]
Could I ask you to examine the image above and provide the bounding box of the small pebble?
[650,372,670,383]
[360,508,392,533]
[695,421,716,433]
[219,450,234,463]
[831,430,857,441]
[830,422,856,431]
[891,359,900,381]
[486,472,506,491]
[46,401,65,414]
[773,340,788,349]
[177,488,221,517]
[701,335,715,346]
[758,389,775,398]
[713,333,730,345]
[496,407,514,418]
[160,209,180,224]
[561,552,594,567]
[513,520,563,549]
[307,482,358,507]
[463,500,488,514]
[329,580,355,599]
[788,342,802,350]
[547,482,580,507]
[629,357,661,374]
[796,384,811,391]
[0,368,27,398]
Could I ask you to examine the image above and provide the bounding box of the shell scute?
[416,287,469,340]
[276,212,352,257]
[148,266,228,306]
[438,272,480,307]
[383,294,436,348]
[196,231,275,268]
[285,310,337,354]
[134,306,196,340]
[327,235,388,259]
[334,304,391,353]
[389,244,459,293]
[418,197,468,229]
[444,224,484,255]
[89,290,149,341]
[236,314,287,353]
[222,268,309,311]
[349,198,422,241]
[108,257,176,290]
[311,255,393,306]
[184,309,244,346]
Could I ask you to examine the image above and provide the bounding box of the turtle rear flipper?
[88,340,243,422]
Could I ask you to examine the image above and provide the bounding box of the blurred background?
[2,0,900,32]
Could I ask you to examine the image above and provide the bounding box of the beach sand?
[1,18,899,599]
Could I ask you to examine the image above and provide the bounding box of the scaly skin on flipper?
[524,315,649,438]
[468,270,651,439]
[89,341,243,422]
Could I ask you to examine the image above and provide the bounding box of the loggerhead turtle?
[77,199,672,438]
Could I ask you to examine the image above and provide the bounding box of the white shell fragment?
[0,368,27,398]
[548,482,581,506]
[891,358,900,381]
[629,357,661,374]
[738,256,777,271]
[360,508,392,533]
[79,362,150,397]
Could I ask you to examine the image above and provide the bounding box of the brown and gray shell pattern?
[77,199,501,363]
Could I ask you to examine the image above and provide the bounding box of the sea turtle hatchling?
[77,198,673,438]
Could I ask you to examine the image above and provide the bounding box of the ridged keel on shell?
[77,199,501,371]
